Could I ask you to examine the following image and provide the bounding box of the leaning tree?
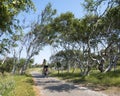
[19,3,56,74]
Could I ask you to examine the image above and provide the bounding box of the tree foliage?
[0,0,35,32]
[49,0,120,75]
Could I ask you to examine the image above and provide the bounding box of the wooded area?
[1,0,119,75]
[0,1,120,95]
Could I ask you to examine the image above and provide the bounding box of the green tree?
[0,0,35,32]
[82,0,120,73]
[0,0,35,62]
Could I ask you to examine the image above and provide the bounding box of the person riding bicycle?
[42,59,48,76]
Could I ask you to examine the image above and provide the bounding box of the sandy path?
[31,72,108,96]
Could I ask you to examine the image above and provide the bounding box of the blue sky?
[33,0,85,18]
[19,0,86,64]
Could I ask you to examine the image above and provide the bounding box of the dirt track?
[31,72,108,96]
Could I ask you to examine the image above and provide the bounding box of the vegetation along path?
[31,72,107,96]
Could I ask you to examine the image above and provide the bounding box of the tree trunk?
[1,55,7,65]
[104,55,118,72]
[19,66,24,75]
[19,58,30,75]
[11,49,17,75]
[11,65,16,74]
[67,60,70,73]
[72,63,76,73]
[104,63,113,72]
[83,61,91,76]
[57,68,60,74]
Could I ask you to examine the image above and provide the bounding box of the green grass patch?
[27,68,41,73]
[0,73,35,96]
[12,75,35,96]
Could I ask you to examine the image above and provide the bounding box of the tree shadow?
[31,72,43,78]
[36,78,61,86]
[31,72,88,92]
[43,83,82,92]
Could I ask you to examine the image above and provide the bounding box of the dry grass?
[33,85,41,96]
[32,77,41,96]
[12,75,35,96]
[101,87,120,96]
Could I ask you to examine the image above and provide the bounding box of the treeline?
[0,57,34,75]
[49,0,120,75]
[50,49,120,75]
[0,0,120,75]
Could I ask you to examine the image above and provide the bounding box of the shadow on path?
[32,73,43,78]
[44,83,79,92]
[31,72,87,93]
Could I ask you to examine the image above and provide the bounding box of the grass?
[87,70,120,86]
[27,68,41,73]
[12,75,35,96]
[0,73,35,96]
[0,73,15,96]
